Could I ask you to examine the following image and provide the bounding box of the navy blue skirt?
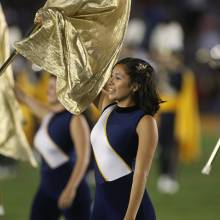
[91,173,156,220]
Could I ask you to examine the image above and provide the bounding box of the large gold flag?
[0,4,37,166]
[14,0,131,114]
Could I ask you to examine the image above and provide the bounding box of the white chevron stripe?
[91,105,132,181]
[34,113,69,169]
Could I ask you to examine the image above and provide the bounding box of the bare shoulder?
[136,115,157,133]
[70,114,90,139]
[138,115,157,126]
[136,115,158,148]
[70,114,87,126]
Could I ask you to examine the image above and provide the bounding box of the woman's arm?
[58,114,91,209]
[124,116,158,220]
[93,81,113,111]
[15,85,50,119]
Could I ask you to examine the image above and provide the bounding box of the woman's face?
[108,64,134,104]
[47,77,58,104]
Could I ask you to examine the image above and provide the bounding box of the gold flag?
[14,0,131,114]
[175,71,201,162]
[0,4,37,167]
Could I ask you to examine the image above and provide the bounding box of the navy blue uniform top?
[91,105,146,184]
[39,111,76,198]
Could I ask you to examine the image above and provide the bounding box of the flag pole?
[0,192,4,216]
[0,50,18,76]
[0,24,41,76]
[201,138,220,175]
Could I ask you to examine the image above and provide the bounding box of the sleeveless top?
[34,110,76,197]
[91,104,146,184]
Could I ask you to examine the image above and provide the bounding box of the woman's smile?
[108,86,115,94]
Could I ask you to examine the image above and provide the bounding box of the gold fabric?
[0,4,37,166]
[14,0,131,114]
[159,95,178,112]
[175,71,201,163]
[159,69,201,163]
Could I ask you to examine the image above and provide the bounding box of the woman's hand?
[34,8,45,25]
[34,14,43,24]
[58,186,76,209]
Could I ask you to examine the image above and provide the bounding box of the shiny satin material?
[0,4,37,166]
[14,0,131,114]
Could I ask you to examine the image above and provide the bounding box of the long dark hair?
[116,57,163,116]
